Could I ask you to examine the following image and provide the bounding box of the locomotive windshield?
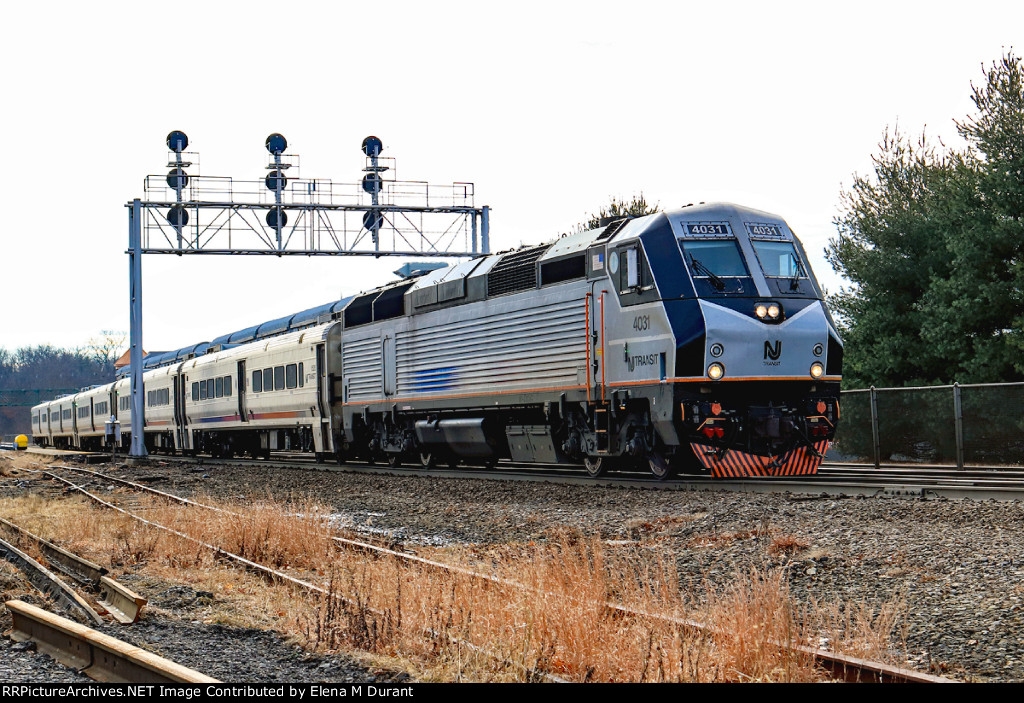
[678,240,748,277]
[752,240,806,278]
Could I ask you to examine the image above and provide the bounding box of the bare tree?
[85,330,128,364]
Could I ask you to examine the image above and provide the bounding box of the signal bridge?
[136,132,489,258]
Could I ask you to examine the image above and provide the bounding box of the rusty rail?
[0,516,146,624]
[0,535,103,625]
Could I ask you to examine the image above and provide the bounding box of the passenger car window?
[224,376,232,397]
[216,377,223,398]
[274,366,285,391]
[286,364,297,389]
[252,371,262,393]
[263,368,273,392]
[192,383,198,401]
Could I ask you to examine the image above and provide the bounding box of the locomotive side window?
[286,364,297,389]
[612,245,653,292]
[625,248,639,287]
[752,240,806,278]
[252,370,263,393]
[610,243,658,305]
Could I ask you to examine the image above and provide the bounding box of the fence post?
[953,382,964,470]
[870,386,880,470]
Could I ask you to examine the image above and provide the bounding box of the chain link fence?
[832,382,1024,467]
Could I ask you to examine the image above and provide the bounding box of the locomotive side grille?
[342,336,383,402]
[486,245,547,297]
[395,291,587,398]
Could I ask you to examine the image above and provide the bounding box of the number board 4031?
[744,222,786,239]
[682,222,732,237]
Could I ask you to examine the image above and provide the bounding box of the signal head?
[361,136,383,157]
[265,170,287,192]
[362,172,383,194]
[166,205,189,227]
[166,168,189,191]
[166,131,189,153]
[265,133,288,155]
[266,209,288,228]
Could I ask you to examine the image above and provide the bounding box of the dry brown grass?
[0,485,907,682]
[768,533,810,556]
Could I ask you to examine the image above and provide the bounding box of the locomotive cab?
[600,203,843,477]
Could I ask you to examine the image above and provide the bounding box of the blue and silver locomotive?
[335,201,841,478]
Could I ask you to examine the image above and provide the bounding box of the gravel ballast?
[4,456,1024,682]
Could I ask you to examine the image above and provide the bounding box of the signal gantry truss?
[136,133,489,257]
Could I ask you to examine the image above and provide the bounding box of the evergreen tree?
[575,193,659,233]
[826,52,1024,387]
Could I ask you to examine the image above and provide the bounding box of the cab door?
[588,281,609,404]
[236,361,247,422]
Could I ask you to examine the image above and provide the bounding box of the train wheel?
[583,456,606,477]
[647,451,675,481]
[419,451,437,469]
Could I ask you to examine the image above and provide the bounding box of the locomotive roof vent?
[486,244,547,297]
[596,217,630,241]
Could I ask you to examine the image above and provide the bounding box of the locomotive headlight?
[755,304,768,319]
[767,303,781,319]
[810,362,824,379]
[707,362,725,380]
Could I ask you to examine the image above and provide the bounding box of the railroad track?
[42,463,955,683]
[30,446,1024,497]
[106,451,1024,501]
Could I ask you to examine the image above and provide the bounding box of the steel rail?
[44,465,953,682]
[0,516,108,585]
[0,516,145,624]
[0,535,103,625]
[41,470,565,683]
[6,600,217,683]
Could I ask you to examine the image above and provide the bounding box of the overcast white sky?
[1,1,1020,353]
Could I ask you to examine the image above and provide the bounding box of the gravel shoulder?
[146,460,1023,682]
